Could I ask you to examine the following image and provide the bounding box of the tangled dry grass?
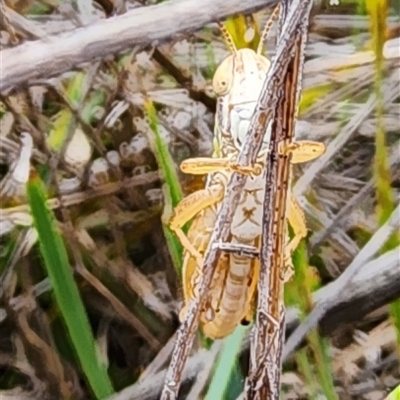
[0,0,399,399]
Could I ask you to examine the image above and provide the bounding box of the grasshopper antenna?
[217,21,238,55]
[256,3,281,55]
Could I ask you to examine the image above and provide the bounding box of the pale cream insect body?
[169,7,325,339]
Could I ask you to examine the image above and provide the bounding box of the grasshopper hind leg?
[178,204,220,324]
[169,184,224,269]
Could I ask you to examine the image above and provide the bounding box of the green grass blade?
[295,348,319,399]
[367,0,396,228]
[290,242,337,400]
[367,0,400,348]
[224,14,261,51]
[390,299,400,349]
[47,72,87,152]
[144,100,184,274]
[204,325,248,400]
[385,384,400,400]
[299,83,335,116]
[162,208,185,277]
[27,175,114,399]
[144,100,183,207]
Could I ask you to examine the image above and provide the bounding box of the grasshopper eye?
[212,56,234,96]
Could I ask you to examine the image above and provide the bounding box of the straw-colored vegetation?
[0,0,399,399]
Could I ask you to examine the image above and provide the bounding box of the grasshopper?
[169,5,325,339]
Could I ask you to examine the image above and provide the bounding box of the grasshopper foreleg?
[180,157,262,177]
[279,140,325,281]
[278,140,325,164]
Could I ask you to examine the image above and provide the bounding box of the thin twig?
[294,71,400,198]
[151,48,216,112]
[1,0,280,93]
[106,343,222,400]
[310,151,400,251]
[245,1,313,398]
[1,171,159,217]
[283,203,400,360]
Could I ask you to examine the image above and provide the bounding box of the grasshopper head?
[212,48,271,102]
[213,6,280,101]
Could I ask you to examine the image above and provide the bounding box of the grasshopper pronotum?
[169,5,325,340]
